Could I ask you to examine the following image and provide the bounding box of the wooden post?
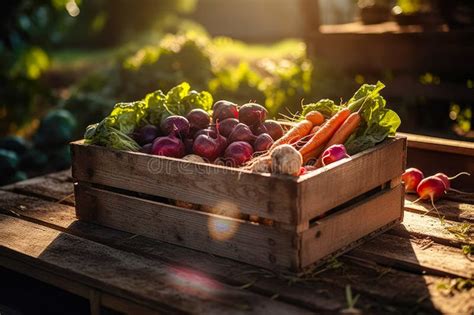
[299,0,321,36]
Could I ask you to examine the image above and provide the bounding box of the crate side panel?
[74,184,298,270]
[300,184,404,268]
[71,142,297,224]
[299,137,406,221]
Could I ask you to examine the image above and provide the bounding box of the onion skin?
[255,120,284,141]
[193,133,227,162]
[160,115,190,138]
[186,109,210,131]
[151,135,185,158]
[224,141,254,167]
[228,123,256,144]
[183,138,194,155]
[134,125,160,145]
[402,168,424,193]
[253,133,273,152]
[239,103,267,126]
[212,100,239,122]
[140,143,152,154]
[219,118,240,138]
[193,127,217,140]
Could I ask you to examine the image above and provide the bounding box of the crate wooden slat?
[75,184,298,270]
[71,137,407,272]
[298,138,406,222]
[71,142,298,224]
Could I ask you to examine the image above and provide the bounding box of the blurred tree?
[0,0,76,135]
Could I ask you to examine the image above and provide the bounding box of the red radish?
[402,168,424,193]
[415,176,447,216]
[224,141,254,167]
[133,125,160,145]
[228,123,256,144]
[417,176,447,201]
[320,144,350,166]
[219,118,240,137]
[433,172,471,193]
[186,109,210,131]
[253,133,273,152]
[298,167,307,176]
[212,100,238,122]
[160,115,190,138]
[193,127,217,140]
[151,132,185,158]
[254,120,284,140]
[193,127,227,162]
[239,103,267,126]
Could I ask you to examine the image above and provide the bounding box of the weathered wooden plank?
[350,233,473,278]
[0,214,312,315]
[71,142,298,224]
[0,186,470,280]
[75,183,297,271]
[391,211,473,247]
[299,137,406,221]
[1,175,74,205]
[404,195,474,222]
[45,169,73,182]
[1,190,471,314]
[399,132,474,157]
[0,190,76,227]
[300,185,403,266]
[0,254,161,315]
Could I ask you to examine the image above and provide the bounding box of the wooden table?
[0,170,472,314]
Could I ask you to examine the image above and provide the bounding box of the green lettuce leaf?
[182,90,213,112]
[143,89,167,125]
[301,99,342,118]
[84,118,140,151]
[108,101,146,134]
[345,82,401,154]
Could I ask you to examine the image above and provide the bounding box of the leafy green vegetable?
[143,90,167,125]
[345,82,401,154]
[108,101,146,134]
[84,118,141,152]
[182,90,213,112]
[300,81,400,155]
[301,99,342,118]
[84,82,213,151]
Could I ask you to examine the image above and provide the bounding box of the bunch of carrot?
[270,102,364,166]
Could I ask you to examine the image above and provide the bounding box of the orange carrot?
[270,119,313,150]
[314,112,361,167]
[324,111,361,148]
[303,146,326,165]
[305,111,325,126]
[310,125,320,134]
[299,108,351,163]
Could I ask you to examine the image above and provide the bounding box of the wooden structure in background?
[299,0,474,106]
[299,1,474,75]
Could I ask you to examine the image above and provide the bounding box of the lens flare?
[206,201,240,241]
[167,266,220,297]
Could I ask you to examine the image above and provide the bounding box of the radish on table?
[402,168,424,193]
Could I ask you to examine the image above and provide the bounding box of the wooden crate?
[71,137,406,272]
